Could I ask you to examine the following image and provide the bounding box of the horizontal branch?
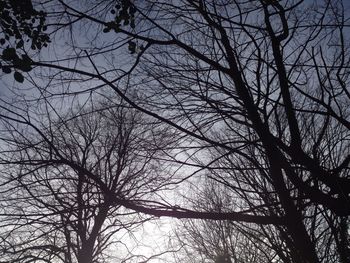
[115,198,285,225]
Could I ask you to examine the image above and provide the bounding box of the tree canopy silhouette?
[0,1,349,263]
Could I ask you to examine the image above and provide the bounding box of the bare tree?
[173,181,278,263]
[0,95,174,263]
